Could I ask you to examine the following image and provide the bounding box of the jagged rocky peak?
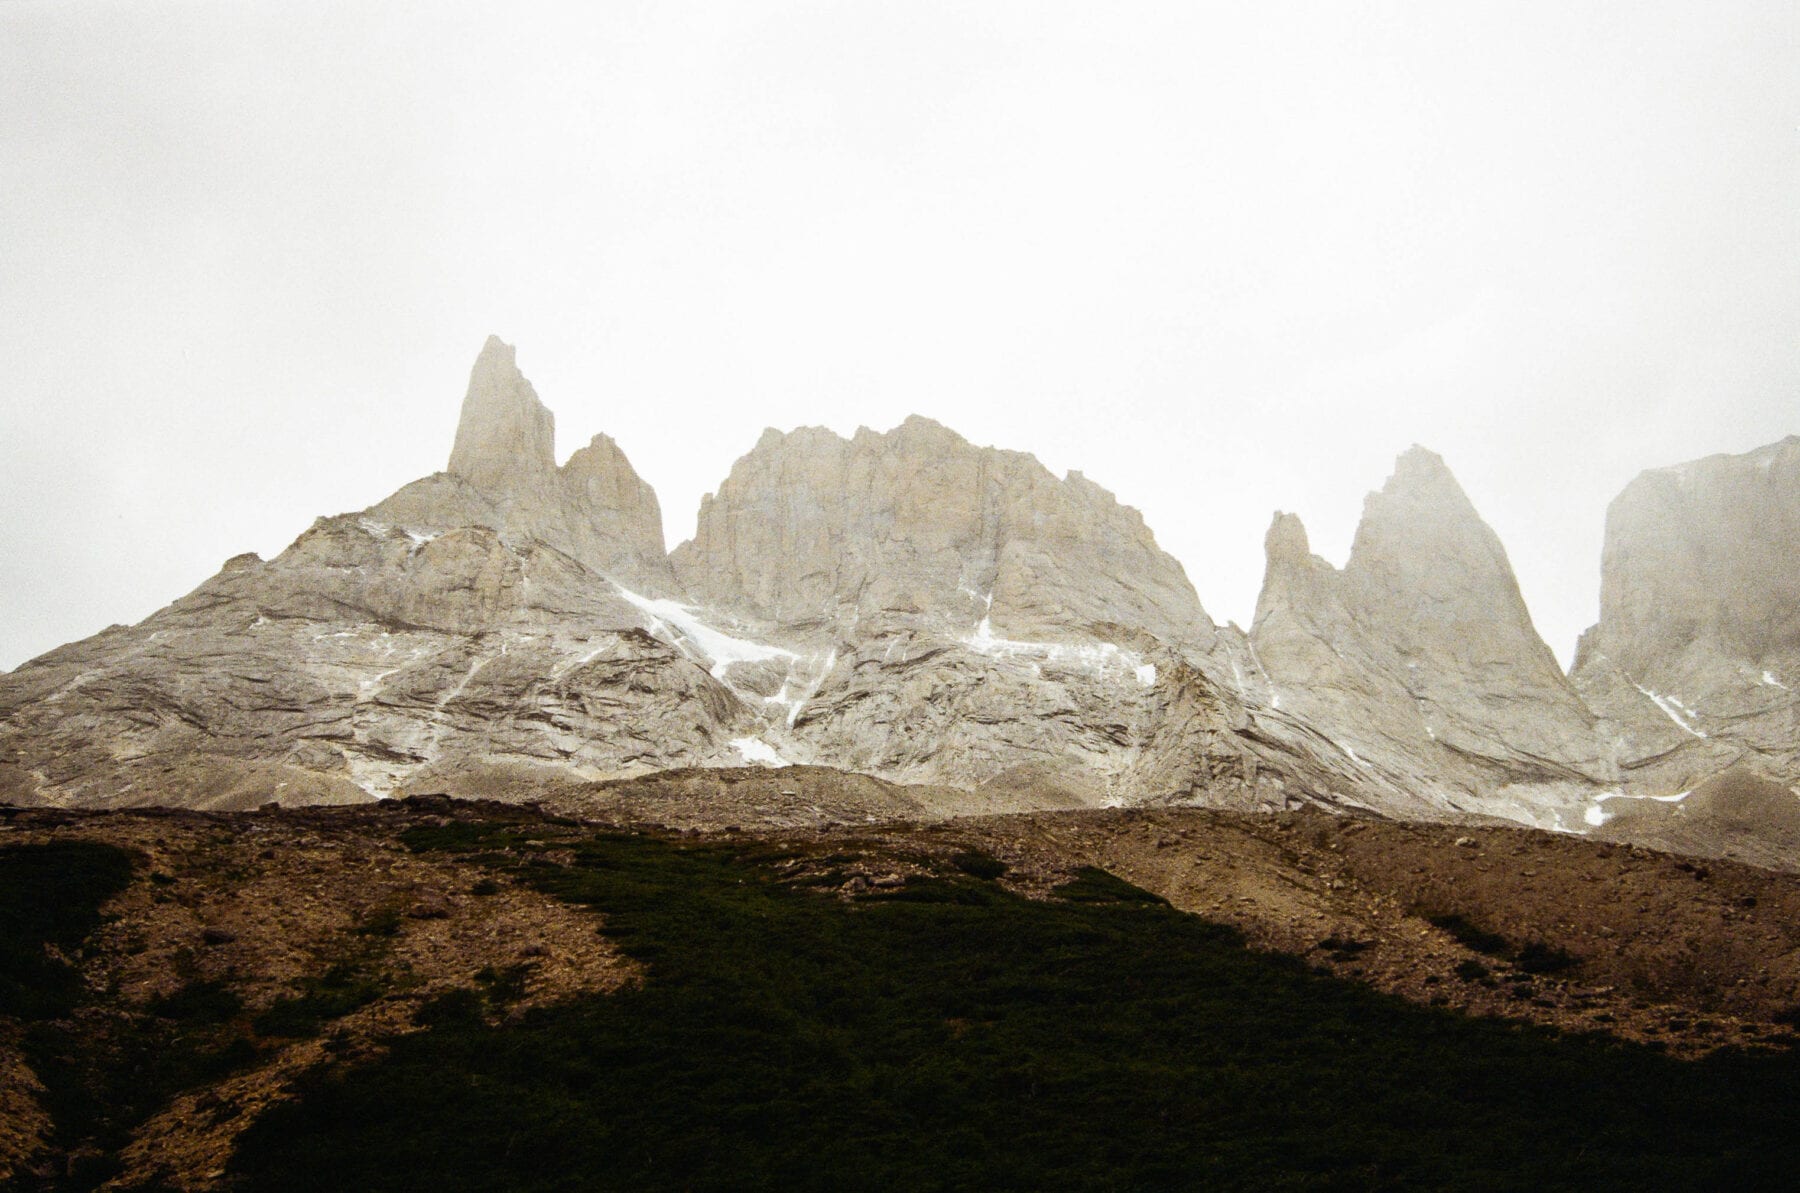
[368,337,672,591]
[1583,436,1800,676]
[1345,446,1531,621]
[447,335,557,495]
[672,415,1211,644]
[1251,447,1602,817]
[1253,512,1335,615]
[1570,436,1800,791]
[1264,510,1310,563]
[558,433,673,586]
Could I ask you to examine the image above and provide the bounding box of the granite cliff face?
[662,417,1297,807]
[1249,447,1605,825]
[672,417,1211,647]
[369,336,673,593]
[0,340,757,807]
[0,340,1384,816]
[1572,437,1800,793]
[6,337,1798,856]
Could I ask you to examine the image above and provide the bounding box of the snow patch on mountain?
[962,614,1155,687]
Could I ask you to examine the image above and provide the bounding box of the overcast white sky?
[3,0,1797,672]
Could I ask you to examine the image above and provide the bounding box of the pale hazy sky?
[3,1,1797,672]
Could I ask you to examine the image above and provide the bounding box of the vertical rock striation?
[672,416,1211,647]
[369,336,673,593]
[1572,436,1800,791]
[1250,447,1604,823]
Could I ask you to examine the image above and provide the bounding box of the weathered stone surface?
[11,337,1797,858]
[1249,447,1606,825]
[0,522,765,804]
[654,417,1392,811]
[371,336,673,593]
[0,341,751,805]
[1572,436,1800,793]
[1589,764,1800,871]
[672,417,1211,647]
[447,335,559,499]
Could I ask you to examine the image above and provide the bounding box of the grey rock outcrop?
[447,334,559,496]
[1572,437,1800,792]
[1588,764,1800,871]
[672,417,1212,647]
[0,355,1377,816]
[1249,447,1605,825]
[658,417,1380,810]
[17,335,1798,857]
[370,336,673,593]
[0,340,757,806]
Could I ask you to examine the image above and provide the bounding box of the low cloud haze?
[3,0,1797,671]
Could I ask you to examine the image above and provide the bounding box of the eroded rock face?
[1572,437,1800,792]
[371,336,673,594]
[2,351,1366,815]
[1249,447,1605,824]
[18,337,1797,852]
[653,417,1380,809]
[0,516,764,807]
[672,417,1211,647]
[0,341,753,806]
[1587,763,1800,871]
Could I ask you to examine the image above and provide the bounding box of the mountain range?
[4,337,1797,864]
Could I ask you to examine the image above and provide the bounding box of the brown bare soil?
[940,809,1800,1054]
[9,788,1800,1187]
[0,802,634,1189]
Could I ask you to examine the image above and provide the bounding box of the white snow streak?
[962,612,1156,688]
[765,650,837,728]
[1583,789,1690,828]
[730,737,788,766]
[1632,682,1707,738]
[1245,640,1280,709]
[613,584,837,727]
[613,585,798,681]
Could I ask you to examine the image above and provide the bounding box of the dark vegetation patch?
[1428,911,1583,979]
[0,840,136,1019]
[0,840,267,1188]
[1514,941,1581,976]
[950,850,1009,880]
[230,830,1800,1191]
[1051,865,1169,905]
[1428,912,1512,957]
[252,962,385,1039]
[145,979,243,1024]
[1454,959,1492,983]
[1319,936,1375,961]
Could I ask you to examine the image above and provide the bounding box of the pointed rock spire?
[369,337,674,591]
[1343,445,1542,644]
[1249,447,1601,808]
[447,335,557,497]
[558,432,671,580]
[1252,511,1338,635]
